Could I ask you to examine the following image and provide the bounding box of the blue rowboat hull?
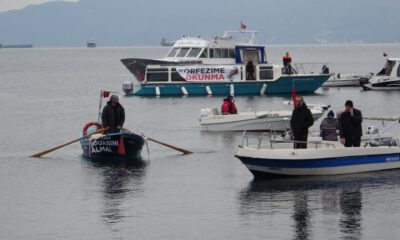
[235,150,400,178]
[126,75,330,96]
[80,132,144,163]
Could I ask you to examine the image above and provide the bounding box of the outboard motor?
[122,81,134,95]
[199,108,210,118]
[359,77,370,85]
[366,126,379,134]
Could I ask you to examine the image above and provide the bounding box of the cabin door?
[243,50,259,80]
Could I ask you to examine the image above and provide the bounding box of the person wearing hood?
[320,110,339,141]
[221,96,237,114]
[290,96,314,149]
[101,95,125,133]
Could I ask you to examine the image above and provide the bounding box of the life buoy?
[82,122,102,136]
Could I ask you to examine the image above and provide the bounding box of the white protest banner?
[176,66,241,82]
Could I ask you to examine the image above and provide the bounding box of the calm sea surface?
[1,44,400,240]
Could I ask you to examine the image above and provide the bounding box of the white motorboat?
[362,58,400,90]
[235,132,400,178]
[199,105,327,132]
[121,29,330,96]
[322,73,372,87]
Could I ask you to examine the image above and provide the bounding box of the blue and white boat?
[121,30,330,96]
[235,133,400,178]
[80,124,145,163]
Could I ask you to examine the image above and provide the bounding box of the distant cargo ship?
[160,37,174,46]
[0,44,33,48]
[87,39,96,48]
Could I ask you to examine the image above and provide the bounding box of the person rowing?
[101,95,125,133]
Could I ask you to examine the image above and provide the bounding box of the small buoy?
[260,83,267,95]
[205,86,212,95]
[181,86,188,95]
[155,86,160,96]
[230,84,235,96]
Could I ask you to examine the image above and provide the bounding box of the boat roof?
[388,58,400,62]
[171,30,260,49]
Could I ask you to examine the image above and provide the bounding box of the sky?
[0,0,77,12]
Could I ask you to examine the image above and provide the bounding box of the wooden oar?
[364,116,400,122]
[30,128,106,158]
[122,128,193,155]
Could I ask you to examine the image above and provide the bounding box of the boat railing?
[241,131,337,150]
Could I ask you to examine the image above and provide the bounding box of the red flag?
[292,84,297,109]
[102,91,110,98]
[240,21,247,31]
[118,135,125,155]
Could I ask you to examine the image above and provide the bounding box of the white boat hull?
[200,109,324,132]
[322,75,362,87]
[235,145,400,177]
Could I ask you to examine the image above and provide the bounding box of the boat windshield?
[177,48,190,57]
[187,48,202,58]
[167,48,179,57]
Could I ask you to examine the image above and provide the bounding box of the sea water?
[1,44,400,239]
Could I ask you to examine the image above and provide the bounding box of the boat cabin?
[142,31,286,83]
[164,31,267,66]
[379,58,400,77]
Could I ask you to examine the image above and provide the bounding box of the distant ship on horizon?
[0,44,33,48]
[87,39,96,48]
[160,37,174,47]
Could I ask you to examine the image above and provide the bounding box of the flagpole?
[292,79,297,109]
[98,90,103,123]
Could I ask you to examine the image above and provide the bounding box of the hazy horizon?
[1,0,399,47]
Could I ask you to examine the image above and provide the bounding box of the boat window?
[397,65,400,77]
[228,49,235,58]
[259,66,274,80]
[222,49,229,58]
[199,49,208,58]
[146,68,169,82]
[187,48,202,58]
[171,68,186,81]
[177,47,190,57]
[167,48,179,57]
[209,48,214,58]
[215,49,222,58]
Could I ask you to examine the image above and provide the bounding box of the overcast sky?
[0,0,77,12]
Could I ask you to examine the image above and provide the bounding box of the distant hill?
[0,0,399,47]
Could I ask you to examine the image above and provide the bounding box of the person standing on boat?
[283,52,292,74]
[101,95,125,133]
[378,52,389,75]
[290,96,314,149]
[321,65,330,74]
[339,100,363,147]
[320,110,339,141]
[246,59,255,80]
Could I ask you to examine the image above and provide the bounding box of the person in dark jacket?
[320,110,339,141]
[101,95,125,133]
[246,60,255,80]
[339,100,362,147]
[290,96,314,149]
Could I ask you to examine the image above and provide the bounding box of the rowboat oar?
[30,128,106,158]
[364,116,400,122]
[122,128,193,155]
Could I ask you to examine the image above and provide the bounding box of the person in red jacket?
[221,96,237,114]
